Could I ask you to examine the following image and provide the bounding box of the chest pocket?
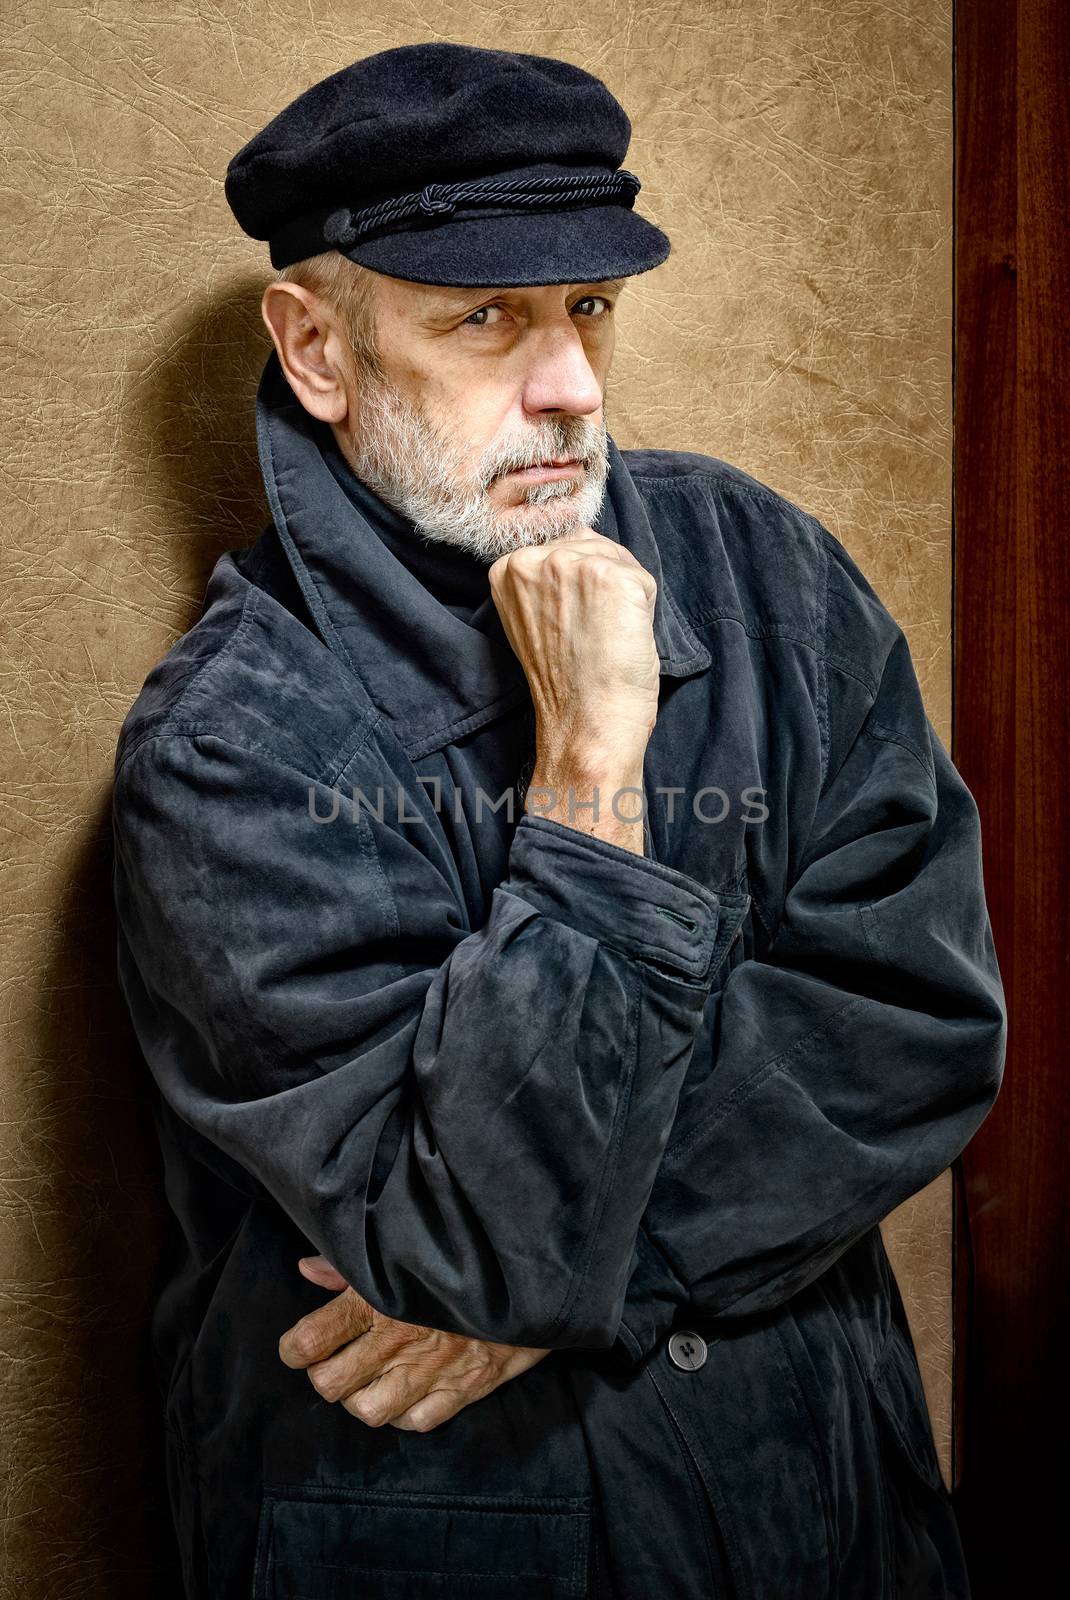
[252,1484,593,1599]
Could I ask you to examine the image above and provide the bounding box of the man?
[111,42,1006,1600]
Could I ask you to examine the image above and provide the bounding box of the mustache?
[481,420,605,488]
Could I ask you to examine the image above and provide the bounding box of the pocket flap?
[253,1484,592,1599]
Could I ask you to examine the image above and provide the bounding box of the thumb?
[297,1254,349,1292]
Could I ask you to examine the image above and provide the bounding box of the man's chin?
[491,503,591,553]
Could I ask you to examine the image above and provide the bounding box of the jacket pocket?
[251,1483,593,1600]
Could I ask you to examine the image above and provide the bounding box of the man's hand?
[489,529,660,854]
[278,1255,552,1432]
[488,528,660,766]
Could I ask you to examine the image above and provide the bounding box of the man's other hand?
[277,1254,552,1431]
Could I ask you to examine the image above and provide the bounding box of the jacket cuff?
[503,812,748,983]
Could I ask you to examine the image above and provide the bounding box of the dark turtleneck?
[322,432,498,629]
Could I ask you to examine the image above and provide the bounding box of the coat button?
[667,1329,708,1371]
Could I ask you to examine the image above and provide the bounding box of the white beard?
[341,368,611,563]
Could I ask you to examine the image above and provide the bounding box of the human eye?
[572,295,613,318]
[462,304,507,327]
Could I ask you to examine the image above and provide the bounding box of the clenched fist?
[278,1254,551,1432]
[489,528,660,766]
[489,529,660,852]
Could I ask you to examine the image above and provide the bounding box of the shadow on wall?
[35,787,183,1597]
[23,285,275,1597]
[127,279,279,618]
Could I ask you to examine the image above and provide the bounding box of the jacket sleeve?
[111,729,750,1351]
[616,619,1007,1362]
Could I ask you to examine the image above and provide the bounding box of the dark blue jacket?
[111,347,1006,1599]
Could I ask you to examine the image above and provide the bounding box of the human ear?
[260,281,350,425]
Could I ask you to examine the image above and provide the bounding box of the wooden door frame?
[952,0,1068,1589]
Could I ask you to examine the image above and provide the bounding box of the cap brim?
[339,204,670,287]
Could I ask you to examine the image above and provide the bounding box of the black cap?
[224,43,671,287]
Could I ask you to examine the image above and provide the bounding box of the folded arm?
[112,730,747,1352]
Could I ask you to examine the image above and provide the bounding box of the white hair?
[273,251,383,378]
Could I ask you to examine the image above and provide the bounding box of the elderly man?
[111,42,1005,1600]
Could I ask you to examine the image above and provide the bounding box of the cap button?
[323,207,357,248]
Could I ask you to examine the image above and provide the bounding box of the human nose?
[520,325,603,418]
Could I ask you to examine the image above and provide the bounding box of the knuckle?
[542,546,573,576]
[349,1394,382,1425]
[285,1325,321,1363]
[458,1364,490,1395]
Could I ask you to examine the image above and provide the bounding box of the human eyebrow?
[413,279,627,328]
[414,286,497,323]
[422,279,627,308]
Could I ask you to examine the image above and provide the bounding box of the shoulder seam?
[630,465,811,518]
[115,724,316,789]
[114,720,378,793]
[116,585,259,774]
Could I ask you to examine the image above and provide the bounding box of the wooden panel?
[953,0,1069,1587]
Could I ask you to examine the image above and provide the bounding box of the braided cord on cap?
[323,168,641,250]
[267,168,642,268]
[325,167,641,250]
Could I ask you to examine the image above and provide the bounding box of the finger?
[490,534,620,581]
[305,1321,399,1403]
[391,1385,470,1433]
[342,1362,436,1428]
[557,534,650,570]
[297,1255,348,1292]
[390,1347,552,1432]
[542,548,654,609]
[543,542,657,598]
[542,535,628,562]
[278,1286,375,1368]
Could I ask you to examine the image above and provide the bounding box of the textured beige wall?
[0,3,952,1591]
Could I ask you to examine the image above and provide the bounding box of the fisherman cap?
[224,42,671,287]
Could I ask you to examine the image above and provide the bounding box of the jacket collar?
[253,346,710,759]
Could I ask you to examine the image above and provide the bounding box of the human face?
[336,275,622,562]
